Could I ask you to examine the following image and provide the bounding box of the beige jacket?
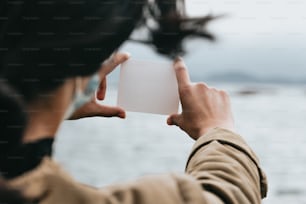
[9,128,267,204]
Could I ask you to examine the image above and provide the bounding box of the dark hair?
[132,0,215,56]
[0,0,146,102]
[0,0,214,101]
[0,0,214,177]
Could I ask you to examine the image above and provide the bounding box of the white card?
[117,59,179,115]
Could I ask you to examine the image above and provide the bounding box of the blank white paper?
[117,59,179,115]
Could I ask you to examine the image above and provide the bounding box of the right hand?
[167,58,235,140]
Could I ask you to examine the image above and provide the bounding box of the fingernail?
[174,56,183,63]
[167,117,173,125]
[125,52,131,58]
[120,52,131,60]
[118,112,126,118]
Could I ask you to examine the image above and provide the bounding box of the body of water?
[54,83,306,204]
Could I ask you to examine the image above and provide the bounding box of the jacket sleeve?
[8,158,219,204]
[185,127,268,204]
[8,128,267,204]
[95,128,267,204]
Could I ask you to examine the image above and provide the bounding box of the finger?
[173,57,191,89]
[95,105,126,118]
[167,114,183,126]
[100,52,130,77]
[68,99,126,120]
[96,77,106,100]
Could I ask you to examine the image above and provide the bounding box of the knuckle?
[179,85,191,95]
[210,87,218,92]
[196,83,209,92]
[108,53,121,66]
[175,60,187,70]
[175,65,186,73]
[196,82,208,89]
[219,89,229,97]
[110,56,118,66]
[219,90,230,101]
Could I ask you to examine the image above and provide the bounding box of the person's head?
[0,0,146,101]
[0,0,214,179]
[0,1,145,178]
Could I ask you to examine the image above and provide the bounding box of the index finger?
[99,52,130,77]
[173,58,191,88]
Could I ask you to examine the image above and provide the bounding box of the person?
[0,0,267,203]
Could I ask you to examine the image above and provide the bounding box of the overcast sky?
[120,0,306,81]
[186,0,306,38]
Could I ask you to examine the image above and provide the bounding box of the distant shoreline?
[194,71,306,85]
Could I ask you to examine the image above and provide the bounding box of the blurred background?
[55,1,306,203]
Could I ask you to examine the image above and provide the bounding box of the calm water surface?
[54,84,306,204]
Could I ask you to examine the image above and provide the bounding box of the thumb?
[95,104,126,118]
[167,114,183,126]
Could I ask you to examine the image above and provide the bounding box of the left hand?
[69,52,129,120]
